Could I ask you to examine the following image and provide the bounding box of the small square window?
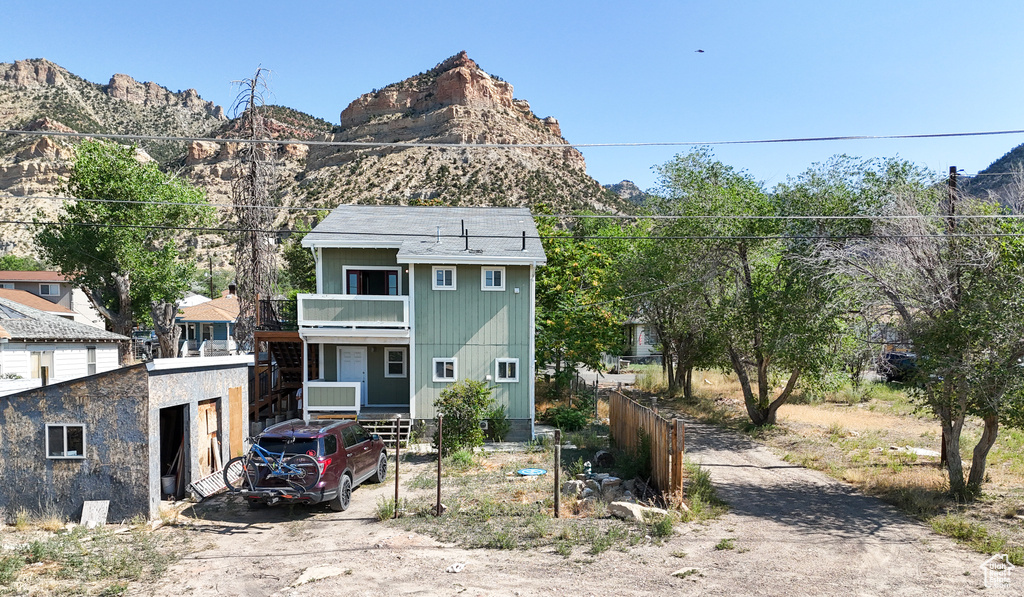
[481,267,505,291]
[45,424,86,459]
[432,358,457,382]
[496,358,519,383]
[432,266,456,290]
[385,347,407,378]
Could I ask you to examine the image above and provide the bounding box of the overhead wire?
[2,126,1024,149]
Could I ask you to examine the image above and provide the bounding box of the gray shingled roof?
[302,206,547,265]
[0,296,126,342]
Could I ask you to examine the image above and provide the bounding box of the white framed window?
[432,357,457,382]
[495,358,520,383]
[481,267,505,291]
[0,283,14,289]
[384,347,407,378]
[87,347,97,376]
[39,283,59,296]
[432,266,456,290]
[46,423,86,459]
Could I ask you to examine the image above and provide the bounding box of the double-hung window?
[46,423,86,459]
[86,347,97,376]
[481,267,505,291]
[384,347,407,378]
[495,358,519,383]
[432,266,456,290]
[432,358,457,382]
[39,283,59,296]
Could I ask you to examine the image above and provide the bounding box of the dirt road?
[134,420,999,596]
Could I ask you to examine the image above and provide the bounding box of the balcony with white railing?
[297,294,409,329]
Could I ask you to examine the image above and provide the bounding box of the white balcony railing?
[297,294,409,328]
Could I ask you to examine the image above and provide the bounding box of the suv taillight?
[317,457,331,474]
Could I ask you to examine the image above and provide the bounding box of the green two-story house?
[297,206,546,440]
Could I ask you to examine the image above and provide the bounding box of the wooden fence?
[609,390,685,498]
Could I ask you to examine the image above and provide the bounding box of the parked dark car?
[879,352,917,383]
[237,419,387,511]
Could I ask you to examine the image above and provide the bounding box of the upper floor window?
[432,267,456,290]
[0,283,13,289]
[345,268,399,295]
[495,358,519,382]
[481,267,505,291]
[46,423,86,459]
[39,283,59,296]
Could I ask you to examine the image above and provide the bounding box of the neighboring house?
[0,296,124,396]
[0,355,250,521]
[0,270,105,329]
[298,206,546,440]
[0,288,78,321]
[179,292,211,309]
[176,289,238,356]
[623,318,662,362]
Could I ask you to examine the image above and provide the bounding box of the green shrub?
[485,403,512,442]
[433,379,494,455]
[542,405,589,431]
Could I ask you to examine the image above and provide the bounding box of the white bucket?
[161,475,176,498]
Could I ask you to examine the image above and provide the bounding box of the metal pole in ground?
[394,415,401,519]
[554,428,561,518]
[435,414,443,516]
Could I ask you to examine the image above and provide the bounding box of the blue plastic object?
[516,468,547,476]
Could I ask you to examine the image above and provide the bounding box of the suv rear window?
[258,436,321,457]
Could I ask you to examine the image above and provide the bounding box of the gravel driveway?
[133,420,1001,596]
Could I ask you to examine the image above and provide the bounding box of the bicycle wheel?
[224,456,256,491]
[283,454,321,492]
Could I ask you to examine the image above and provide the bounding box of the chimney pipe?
[464,229,469,251]
[436,226,441,244]
[522,231,526,251]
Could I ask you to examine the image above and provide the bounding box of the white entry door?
[337,346,368,405]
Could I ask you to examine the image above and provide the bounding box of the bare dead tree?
[230,68,277,353]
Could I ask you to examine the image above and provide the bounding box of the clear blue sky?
[4,1,1024,191]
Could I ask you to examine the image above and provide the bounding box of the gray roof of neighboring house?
[0,296,126,342]
[302,206,547,265]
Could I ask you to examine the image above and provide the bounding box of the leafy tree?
[809,158,1024,498]
[35,140,214,359]
[280,213,327,294]
[535,213,626,392]
[0,254,46,271]
[651,149,844,425]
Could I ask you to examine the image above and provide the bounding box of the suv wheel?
[330,475,352,512]
[369,453,387,484]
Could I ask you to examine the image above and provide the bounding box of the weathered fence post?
[394,415,401,519]
[435,414,443,516]
[554,429,561,518]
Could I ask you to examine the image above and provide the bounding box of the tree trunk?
[682,366,693,400]
[730,344,800,426]
[151,300,181,358]
[967,414,999,495]
[938,402,968,499]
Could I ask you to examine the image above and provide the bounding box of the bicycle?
[223,436,321,493]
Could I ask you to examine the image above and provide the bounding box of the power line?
[3,127,1024,149]
[6,194,1024,221]
[6,218,1024,241]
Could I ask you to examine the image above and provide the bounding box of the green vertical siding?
[413,264,532,420]
[318,343,409,406]
[321,248,408,295]
[307,385,357,407]
[302,297,406,323]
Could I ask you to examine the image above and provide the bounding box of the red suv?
[234,419,388,511]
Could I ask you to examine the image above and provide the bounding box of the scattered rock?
[562,480,584,496]
[601,477,622,490]
[584,480,601,493]
[593,473,610,481]
[292,565,351,587]
[446,562,465,573]
[575,474,587,481]
[608,501,668,523]
[581,488,595,499]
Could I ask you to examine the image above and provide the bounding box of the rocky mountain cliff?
[962,142,1024,208]
[0,53,628,259]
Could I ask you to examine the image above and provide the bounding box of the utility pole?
[940,165,958,469]
[208,255,214,298]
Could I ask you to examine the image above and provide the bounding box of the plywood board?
[229,386,244,457]
[80,500,109,527]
